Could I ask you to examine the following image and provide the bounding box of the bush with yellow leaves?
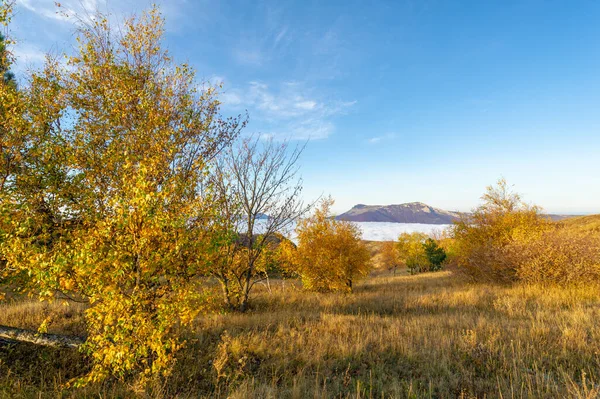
[451,179,552,283]
[280,198,371,292]
[510,228,600,285]
[451,179,600,286]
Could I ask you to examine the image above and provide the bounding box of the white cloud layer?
[253,220,450,243]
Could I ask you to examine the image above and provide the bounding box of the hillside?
[337,202,463,224]
[560,214,600,234]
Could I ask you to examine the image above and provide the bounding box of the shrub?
[395,234,447,274]
[510,229,600,285]
[397,232,428,274]
[452,179,600,286]
[451,179,551,283]
[280,197,371,292]
[450,179,600,286]
[423,238,447,272]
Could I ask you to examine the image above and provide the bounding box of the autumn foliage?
[3,0,600,394]
[451,179,600,285]
[380,241,401,274]
[0,5,243,385]
[451,179,551,282]
[510,228,600,285]
[396,232,430,274]
[280,198,371,292]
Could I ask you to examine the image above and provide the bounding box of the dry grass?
[1,271,600,398]
[561,215,600,235]
[363,241,388,269]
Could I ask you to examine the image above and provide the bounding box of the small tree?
[396,232,429,274]
[282,197,371,292]
[380,241,401,274]
[210,136,309,311]
[422,238,446,271]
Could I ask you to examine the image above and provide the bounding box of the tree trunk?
[219,277,233,310]
[265,272,272,294]
[0,324,84,348]
[239,279,250,312]
[239,254,255,312]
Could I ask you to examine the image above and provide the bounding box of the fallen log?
[0,325,84,349]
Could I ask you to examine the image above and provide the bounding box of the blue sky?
[10,0,600,214]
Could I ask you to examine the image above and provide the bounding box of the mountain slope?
[336,202,463,225]
[559,214,600,234]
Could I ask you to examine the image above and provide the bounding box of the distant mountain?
[336,202,577,225]
[336,202,464,225]
[546,214,576,222]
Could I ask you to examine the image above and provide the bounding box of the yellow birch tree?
[0,5,243,385]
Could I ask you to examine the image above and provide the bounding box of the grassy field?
[1,268,600,398]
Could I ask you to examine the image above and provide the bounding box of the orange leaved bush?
[451,179,551,283]
[451,179,600,286]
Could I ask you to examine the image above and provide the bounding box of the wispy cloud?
[16,0,190,28]
[11,42,48,73]
[278,120,336,141]
[295,100,317,110]
[367,133,396,144]
[220,80,355,140]
[231,8,293,68]
[273,26,288,46]
[17,0,103,22]
[14,42,46,63]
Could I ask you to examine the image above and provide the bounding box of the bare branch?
[209,134,312,311]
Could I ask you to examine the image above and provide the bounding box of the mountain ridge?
[336,202,464,225]
[336,202,575,224]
